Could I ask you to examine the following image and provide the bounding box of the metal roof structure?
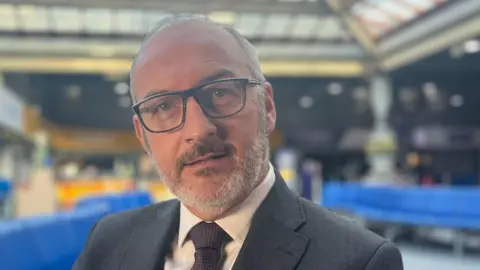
[350,0,451,39]
[0,0,478,76]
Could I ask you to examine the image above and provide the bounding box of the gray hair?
[129,13,265,103]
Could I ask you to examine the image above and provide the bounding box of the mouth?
[184,152,229,166]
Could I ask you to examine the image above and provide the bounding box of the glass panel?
[291,15,318,39]
[234,13,264,37]
[0,4,17,31]
[315,17,348,41]
[351,0,451,37]
[403,0,439,11]
[50,7,82,33]
[18,5,49,32]
[263,14,291,38]
[353,4,393,24]
[85,8,112,33]
[143,11,170,32]
[115,9,144,34]
[376,0,416,22]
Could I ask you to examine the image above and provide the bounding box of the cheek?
[148,135,180,174]
[219,106,261,154]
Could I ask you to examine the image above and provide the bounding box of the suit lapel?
[119,200,180,270]
[233,170,310,270]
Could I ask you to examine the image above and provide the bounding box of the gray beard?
[156,98,269,216]
[158,131,268,216]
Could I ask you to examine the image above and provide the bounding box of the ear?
[133,115,151,155]
[262,81,276,135]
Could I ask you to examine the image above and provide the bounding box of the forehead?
[132,21,250,99]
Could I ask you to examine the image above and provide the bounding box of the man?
[73,14,403,270]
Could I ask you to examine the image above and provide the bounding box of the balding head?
[129,14,264,103]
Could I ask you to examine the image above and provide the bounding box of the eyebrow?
[143,68,236,99]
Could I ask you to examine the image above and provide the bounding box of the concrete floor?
[399,243,480,270]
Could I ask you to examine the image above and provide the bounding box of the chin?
[175,174,245,210]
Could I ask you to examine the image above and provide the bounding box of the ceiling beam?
[381,13,480,71]
[0,56,366,77]
[326,0,379,70]
[0,0,331,15]
[0,31,350,45]
[0,36,365,60]
[326,0,359,11]
[378,0,480,55]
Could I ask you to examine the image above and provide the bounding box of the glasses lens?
[138,94,183,131]
[196,80,245,117]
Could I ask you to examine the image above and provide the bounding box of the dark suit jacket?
[73,171,403,270]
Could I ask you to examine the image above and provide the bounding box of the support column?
[275,147,300,193]
[364,74,397,185]
[14,129,56,216]
[0,72,14,218]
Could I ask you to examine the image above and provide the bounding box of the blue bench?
[322,183,480,230]
[322,183,480,255]
[0,191,153,270]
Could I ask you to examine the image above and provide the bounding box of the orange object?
[56,178,135,209]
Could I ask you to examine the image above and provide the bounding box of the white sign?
[0,86,24,134]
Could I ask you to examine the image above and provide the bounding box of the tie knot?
[189,222,229,249]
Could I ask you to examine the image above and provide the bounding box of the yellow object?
[56,178,134,209]
[0,57,365,77]
[280,169,295,182]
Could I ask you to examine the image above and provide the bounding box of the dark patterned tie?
[189,222,230,270]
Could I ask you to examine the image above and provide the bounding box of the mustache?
[176,138,236,172]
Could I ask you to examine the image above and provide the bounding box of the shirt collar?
[177,163,276,248]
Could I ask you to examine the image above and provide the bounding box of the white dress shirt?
[164,163,276,270]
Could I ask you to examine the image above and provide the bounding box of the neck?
[186,161,270,221]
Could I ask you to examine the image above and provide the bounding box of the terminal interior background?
[0,0,479,269]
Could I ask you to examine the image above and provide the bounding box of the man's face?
[132,21,276,212]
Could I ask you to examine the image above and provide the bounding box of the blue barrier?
[75,191,153,212]
[0,191,153,270]
[0,179,11,200]
[322,183,480,230]
[0,220,42,270]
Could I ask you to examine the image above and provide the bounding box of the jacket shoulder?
[298,198,397,269]
[93,199,177,238]
[72,199,178,269]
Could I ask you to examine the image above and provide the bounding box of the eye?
[212,89,232,99]
[157,101,173,111]
[140,95,181,115]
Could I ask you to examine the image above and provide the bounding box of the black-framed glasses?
[132,77,261,133]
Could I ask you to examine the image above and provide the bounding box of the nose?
[182,98,217,144]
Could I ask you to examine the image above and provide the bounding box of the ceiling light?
[449,44,464,59]
[422,82,438,98]
[449,94,464,108]
[327,82,343,95]
[114,82,129,95]
[65,84,82,99]
[464,40,480,54]
[208,11,237,24]
[298,96,314,109]
[353,87,368,101]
